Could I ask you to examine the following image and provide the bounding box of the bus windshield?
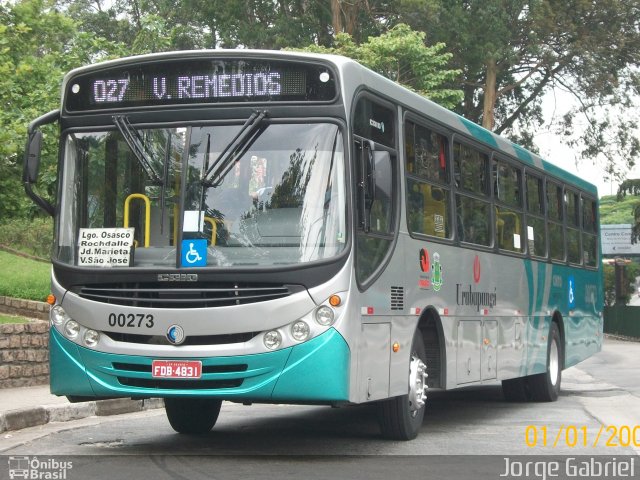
[57,122,347,268]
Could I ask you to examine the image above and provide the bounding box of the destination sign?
[65,58,337,111]
[77,227,134,267]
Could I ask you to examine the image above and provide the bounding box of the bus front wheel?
[378,329,428,440]
[164,397,222,434]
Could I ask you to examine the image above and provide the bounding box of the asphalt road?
[1,338,638,480]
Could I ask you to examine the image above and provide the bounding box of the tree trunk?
[482,58,497,131]
[331,0,343,34]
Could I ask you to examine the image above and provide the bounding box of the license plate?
[152,360,202,379]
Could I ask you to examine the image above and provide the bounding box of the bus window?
[456,195,490,246]
[454,142,488,195]
[566,189,581,264]
[407,180,450,237]
[582,196,598,267]
[526,173,546,257]
[454,142,490,245]
[406,123,448,183]
[405,120,451,238]
[495,205,523,252]
[354,97,397,284]
[565,189,580,227]
[547,181,565,261]
[494,159,523,252]
[354,97,395,148]
[583,197,598,233]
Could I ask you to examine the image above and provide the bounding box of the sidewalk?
[0,384,163,433]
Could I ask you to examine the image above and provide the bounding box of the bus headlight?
[291,321,310,341]
[51,305,69,326]
[64,320,80,339]
[315,305,335,326]
[83,329,100,347]
[263,330,282,350]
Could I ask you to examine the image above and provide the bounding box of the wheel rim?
[549,337,559,387]
[408,354,428,416]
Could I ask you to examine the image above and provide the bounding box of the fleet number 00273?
[108,313,154,328]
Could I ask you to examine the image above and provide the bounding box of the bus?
[24,50,603,440]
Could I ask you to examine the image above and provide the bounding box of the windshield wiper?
[202,110,268,187]
[113,115,163,185]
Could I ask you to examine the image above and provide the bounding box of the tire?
[378,329,428,440]
[529,322,562,402]
[164,397,222,434]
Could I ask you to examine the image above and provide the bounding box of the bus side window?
[547,181,565,261]
[493,159,523,252]
[582,196,598,267]
[404,120,450,238]
[408,181,447,237]
[526,173,547,257]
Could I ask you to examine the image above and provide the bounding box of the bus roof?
[62,49,597,196]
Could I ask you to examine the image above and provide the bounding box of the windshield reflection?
[57,123,347,268]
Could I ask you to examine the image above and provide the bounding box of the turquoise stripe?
[460,117,498,147]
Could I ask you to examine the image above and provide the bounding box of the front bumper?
[50,327,350,403]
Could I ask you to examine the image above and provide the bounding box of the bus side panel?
[559,267,604,369]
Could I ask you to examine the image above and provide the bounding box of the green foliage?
[599,195,636,225]
[297,24,463,109]
[0,0,126,221]
[603,262,640,307]
[0,251,51,301]
[0,314,29,324]
[0,217,53,258]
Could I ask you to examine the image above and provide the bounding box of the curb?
[0,398,164,433]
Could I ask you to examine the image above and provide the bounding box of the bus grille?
[104,331,259,346]
[117,377,243,390]
[73,282,300,308]
[390,286,404,311]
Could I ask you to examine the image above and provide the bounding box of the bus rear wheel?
[378,329,428,440]
[529,322,562,402]
[164,397,222,434]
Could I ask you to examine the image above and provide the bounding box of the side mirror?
[23,109,59,217]
[24,131,43,184]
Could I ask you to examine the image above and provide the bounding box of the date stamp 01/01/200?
[524,424,640,449]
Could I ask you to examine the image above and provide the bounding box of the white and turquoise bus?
[24,50,603,440]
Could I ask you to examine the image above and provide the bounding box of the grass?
[0,251,51,301]
[0,314,29,324]
[599,195,637,225]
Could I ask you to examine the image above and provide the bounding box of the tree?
[394,0,640,176]
[299,24,463,110]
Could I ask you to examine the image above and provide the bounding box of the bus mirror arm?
[23,110,59,217]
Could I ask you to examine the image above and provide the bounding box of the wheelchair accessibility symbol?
[568,276,576,309]
[181,239,207,267]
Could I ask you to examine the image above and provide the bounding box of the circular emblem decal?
[419,248,430,272]
[167,325,185,345]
